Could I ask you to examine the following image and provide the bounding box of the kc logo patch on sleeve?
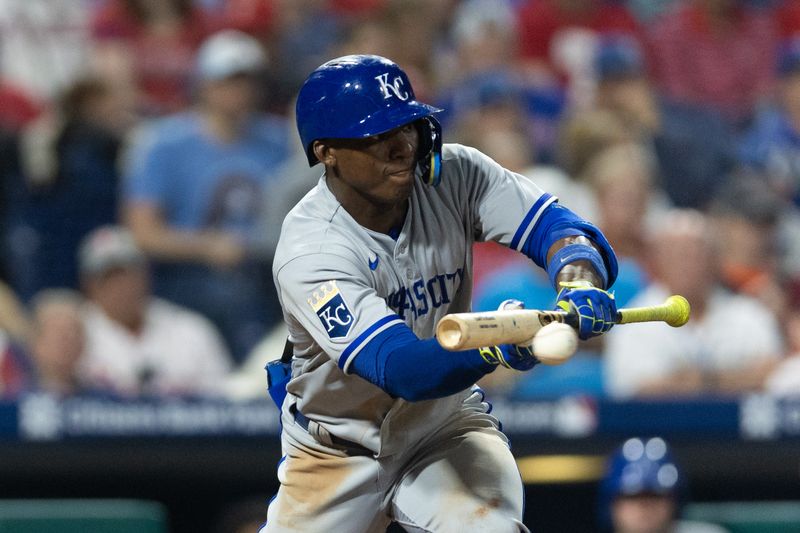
[308,280,354,338]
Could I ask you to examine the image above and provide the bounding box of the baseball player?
[598,437,729,533]
[262,55,618,532]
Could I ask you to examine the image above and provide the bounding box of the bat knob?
[665,295,691,327]
[436,318,464,350]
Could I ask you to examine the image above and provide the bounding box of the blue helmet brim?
[304,100,442,165]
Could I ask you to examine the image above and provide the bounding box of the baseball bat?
[435,295,690,351]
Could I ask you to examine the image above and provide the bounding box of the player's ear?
[313,141,336,166]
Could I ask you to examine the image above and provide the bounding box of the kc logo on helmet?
[375,72,409,101]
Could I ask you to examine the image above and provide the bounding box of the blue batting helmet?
[598,437,684,530]
[295,55,444,186]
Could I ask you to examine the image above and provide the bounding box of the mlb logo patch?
[308,281,353,339]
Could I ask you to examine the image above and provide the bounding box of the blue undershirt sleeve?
[349,322,495,402]
[519,202,619,288]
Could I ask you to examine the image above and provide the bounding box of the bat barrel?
[615,295,690,327]
[436,309,568,351]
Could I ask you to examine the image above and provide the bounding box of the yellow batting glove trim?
[478,346,510,368]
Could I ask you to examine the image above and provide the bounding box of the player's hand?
[478,343,539,371]
[477,298,540,371]
[555,280,616,340]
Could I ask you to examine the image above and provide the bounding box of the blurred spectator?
[740,37,800,205]
[9,77,135,301]
[604,209,784,399]
[708,175,788,316]
[0,80,42,133]
[764,305,800,396]
[0,128,18,284]
[200,0,277,37]
[0,280,31,345]
[626,0,681,23]
[27,289,88,397]
[582,142,666,307]
[330,10,391,58]
[449,81,532,164]
[0,331,29,399]
[123,30,290,363]
[0,0,91,102]
[0,279,31,398]
[436,0,565,161]
[557,107,630,192]
[708,175,800,396]
[254,98,323,265]
[765,355,800,395]
[645,0,778,126]
[221,320,287,401]
[775,0,800,39]
[449,0,517,77]
[78,226,232,398]
[328,0,385,18]
[90,0,211,116]
[2,125,40,302]
[268,0,344,112]
[515,0,641,108]
[592,35,736,209]
[377,0,454,100]
[437,0,520,116]
[598,436,729,533]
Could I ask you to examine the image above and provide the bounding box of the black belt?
[290,405,361,449]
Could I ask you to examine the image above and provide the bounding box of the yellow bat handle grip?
[616,295,691,327]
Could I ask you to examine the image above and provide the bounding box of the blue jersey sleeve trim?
[339,314,405,373]
[510,193,557,251]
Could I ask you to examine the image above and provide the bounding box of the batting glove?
[477,298,540,371]
[478,344,539,371]
[555,280,616,340]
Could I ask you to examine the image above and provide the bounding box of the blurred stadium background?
[2,0,800,532]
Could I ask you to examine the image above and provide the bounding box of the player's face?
[611,494,675,533]
[322,122,419,209]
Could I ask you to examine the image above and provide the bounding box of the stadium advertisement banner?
[0,394,798,441]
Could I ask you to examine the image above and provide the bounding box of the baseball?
[531,322,578,365]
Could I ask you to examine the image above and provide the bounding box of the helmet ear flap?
[414,116,443,186]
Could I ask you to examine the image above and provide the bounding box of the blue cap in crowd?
[594,35,645,80]
[777,38,800,77]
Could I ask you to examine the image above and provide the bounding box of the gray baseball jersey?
[272,143,552,456]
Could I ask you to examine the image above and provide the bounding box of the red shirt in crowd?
[204,0,277,35]
[646,2,778,123]
[516,0,640,71]
[0,83,42,132]
[776,0,800,38]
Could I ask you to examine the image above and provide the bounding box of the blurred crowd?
[2,0,800,403]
